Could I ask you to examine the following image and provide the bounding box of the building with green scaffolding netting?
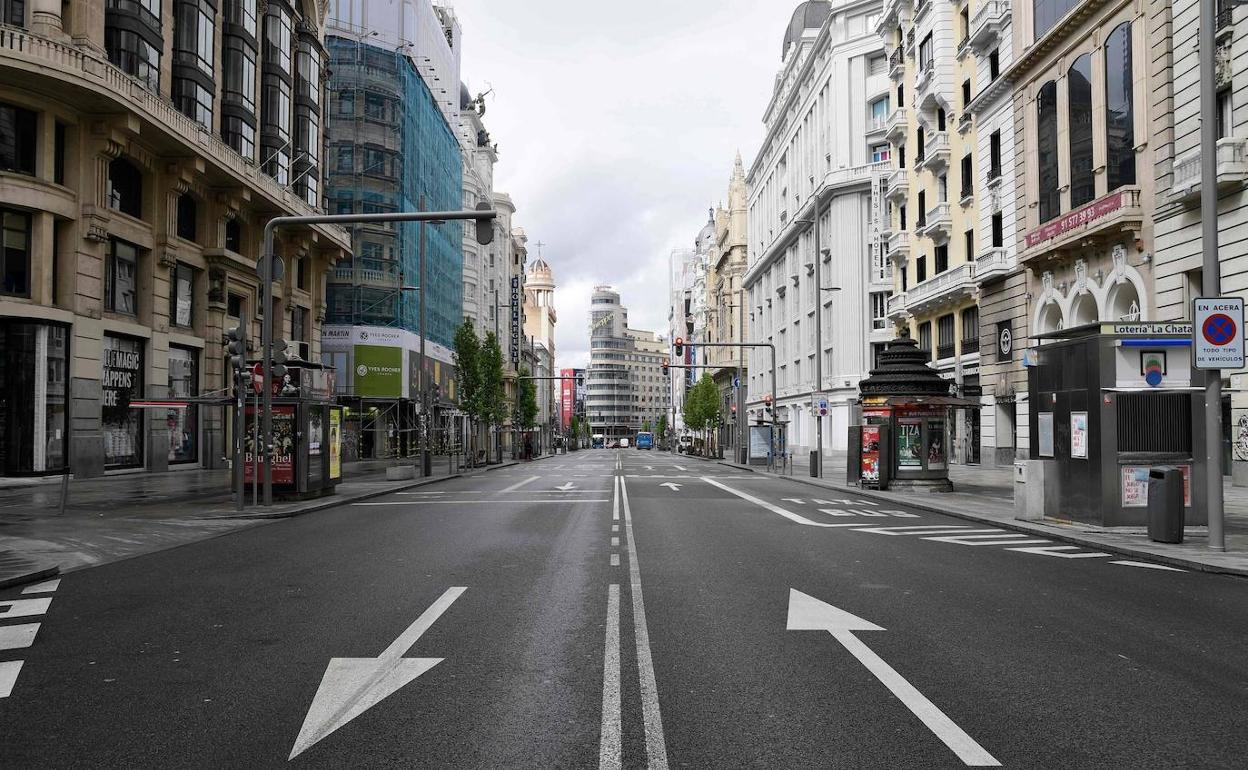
[320,32,464,461]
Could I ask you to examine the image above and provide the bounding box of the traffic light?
[674,337,684,356]
[270,338,288,378]
[225,324,248,372]
[474,200,494,245]
[661,360,669,376]
[763,393,773,414]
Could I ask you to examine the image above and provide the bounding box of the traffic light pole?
[681,341,777,469]
[260,206,496,505]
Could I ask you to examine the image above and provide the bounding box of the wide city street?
[2,450,1245,769]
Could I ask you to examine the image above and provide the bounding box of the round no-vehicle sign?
[1193,298,1246,369]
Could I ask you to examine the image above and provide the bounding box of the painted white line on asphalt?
[612,524,619,532]
[353,500,610,506]
[925,536,1053,547]
[612,476,620,521]
[0,660,22,698]
[855,526,1000,536]
[500,476,541,493]
[599,584,622,769]
[611,537,620,547]
[701,478,843,527]
[21,579,60,594]
[0,598,52,620]
[619,478,670,769]
[610,553,620,567]
[1006,545,1111,559]
[1109,560,1185,572]
[0,623,39,651]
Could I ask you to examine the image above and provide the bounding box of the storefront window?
[0,321,68,474]
[102,333,145,469]
[2,208,30,298]
[167,345,198,464]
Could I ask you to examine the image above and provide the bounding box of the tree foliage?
[518,367,539,429]
[452,320,482,420]
[479,331,506,427]
[682,374,722,431]
[656,414,668,442]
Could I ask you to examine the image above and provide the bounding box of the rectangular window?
[897,83,905,108]
[223,41,257,111]
[900,204,907,230]
[167,345,199,464]
[960,154,973,199]
[935,244,949,274]
[916,255,927,283]
[1,208,31,298]
[962,79,971,109]
[964,230,974,261]
[961,305,980,352]
[176,194,197,242]
[870,292,888,330]
[917,191,926,226]
[989,131,1002,179]
[871,97,889,128]
[989,49,1000,80]
[54,121,65,184]
[899,144,906,169]
[339,91,354,116]
[919,34,934,72]
[337,145,354,172]
[264,5,292,73]
[171,263,194,328]
[364,92,386,121]
[228,292,245,319]
[105,26,161,92]
[0,101,37,176]
[918,321,932,354]
[290,305,307,342]
[1217,88,1233,139]
[296,257,308,290]
[106,238,139,315]
[3,0,24,26]
[871,144,891,163]
[991,212,1004,247]
[937,314,956,359]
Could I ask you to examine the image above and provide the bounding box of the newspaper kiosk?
[243,365,343,500]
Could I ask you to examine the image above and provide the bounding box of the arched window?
[1068,54,1095,207]
[1037,81,1060,223]
[1105,22,1136,191]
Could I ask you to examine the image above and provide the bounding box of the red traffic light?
[675,337,683,345]
[763,394,773,406]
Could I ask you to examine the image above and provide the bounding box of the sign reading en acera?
[1193,297,1246,370]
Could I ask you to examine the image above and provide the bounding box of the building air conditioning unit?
[288,341,311,361]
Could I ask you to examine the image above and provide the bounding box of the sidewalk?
[0,457,518,587]
[697,450,1248,576]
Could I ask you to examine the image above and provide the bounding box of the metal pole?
[260,226,275,505]
[737,293,745,462]
[234,373,244,511]
[419,195,432,478]
[252,389,259,507]
[813,211,823,477]
[1200,0,1225,551]
[771,344,778,474]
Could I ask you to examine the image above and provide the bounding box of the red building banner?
[1024,190,1124,248]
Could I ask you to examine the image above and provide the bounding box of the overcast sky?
[449,0,792,370]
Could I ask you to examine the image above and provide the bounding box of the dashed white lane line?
[1109,560,1185,572]
[700,477,844,527]
[598,584,622,770]
[500,475,540,493]
[619,478,670,769]
[610,553,620,567]
[0,623,39,651]
[612,524,619,532]
[21,579,60,594]
[0,598,53,619]
[0,660,23,698]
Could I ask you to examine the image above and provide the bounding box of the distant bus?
[635,432,654,450]
[591,433,606,449]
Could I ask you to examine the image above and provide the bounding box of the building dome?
[781,1,832,60]
[528,257,555,288]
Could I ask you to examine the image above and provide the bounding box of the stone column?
[29,0,64,38]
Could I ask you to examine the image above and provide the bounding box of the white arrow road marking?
[673,465,686,471]
[787,590,1000,767]
[289,586,466,760]
[21,579,60,594]
[500,476,540,492]
[659,482,682,492]
[0,661,22,698]
[0,598,52,620]
[1109,560,1185,572]
[556,482,576,490]
[1006,545,1111,559]
[701,478,843,527]
[0,623,40,652]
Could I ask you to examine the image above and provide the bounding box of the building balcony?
[1171,137,1248,201]
[885,106,910,142]
[889,46,904,78]
[917,131,950,171]
[886,291,908,320]
[959,183,974,207]
[331,265,401,289]
[0,24,349,251]
[917,202,952,239]
[974,247,1017,283]
[888,231,910,260]
[1020,187,1145,264]
[886,168,909,202]
[969,0,1011,54]
[867,114,889,138]
[905,262,977,314]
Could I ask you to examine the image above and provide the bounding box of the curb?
[210,460,522,520]
[716,461,1248,578]
[0,565,60,591]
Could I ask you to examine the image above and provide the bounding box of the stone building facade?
[0,0,349,478]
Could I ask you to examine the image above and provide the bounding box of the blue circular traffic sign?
[1203,313,1237,346]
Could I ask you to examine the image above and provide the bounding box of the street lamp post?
[1202,0,1226,550]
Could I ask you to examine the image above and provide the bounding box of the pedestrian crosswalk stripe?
[0,598,52,620]
[0,623,39,651]
[0,660,23,698]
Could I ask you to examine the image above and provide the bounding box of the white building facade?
[745,1,892,458]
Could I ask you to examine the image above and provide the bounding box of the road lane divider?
[599,584,622,770]
[500,476,540,493]
[700,478,845,527]
[619,478,669,769]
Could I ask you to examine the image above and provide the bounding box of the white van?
[619,437,630,448]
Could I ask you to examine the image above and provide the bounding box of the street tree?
[518,367,539,429]
[452,320,482,463]
[480,331,506,461]
[656,414,668,443]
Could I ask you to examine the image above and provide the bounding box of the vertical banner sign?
[870,172,885,276]
[1193,297,1245,369]
[510,275,521,365]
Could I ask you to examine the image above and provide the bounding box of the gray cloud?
[450,0,790,368]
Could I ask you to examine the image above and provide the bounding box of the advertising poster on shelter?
[329,409,342,480]
[244,406,295,485]
[861,425,881,483]
[897,420,922,467]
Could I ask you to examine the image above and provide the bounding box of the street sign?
[811,393,829,417]
[1193,297,1245,369]
[733,376,740,389]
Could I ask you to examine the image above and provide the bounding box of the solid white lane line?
[1110,560,1185,572]
[610,553,620,567]
[0,598,52,620]
[612,524,619,532]
[353,500,610,506]
[833,631,1001,766]
[700,477,843,528]
[500,476,541,493]
[21,579,60,594]
[611,537,619,547]
[619,478,669,769]
[0,623,39,651]
[0,660,22,698]
[612,476,620,521]
[599,584,621,770]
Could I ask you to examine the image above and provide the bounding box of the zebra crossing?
[1,577,60,698]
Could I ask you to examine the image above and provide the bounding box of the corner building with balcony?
[0,0,349,478]
[745,1,894,461]
[1153,0,1248,484]
[879,0,984,465]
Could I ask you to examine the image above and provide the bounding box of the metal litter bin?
[1147,466,1184,544]
[809,450,819,477]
